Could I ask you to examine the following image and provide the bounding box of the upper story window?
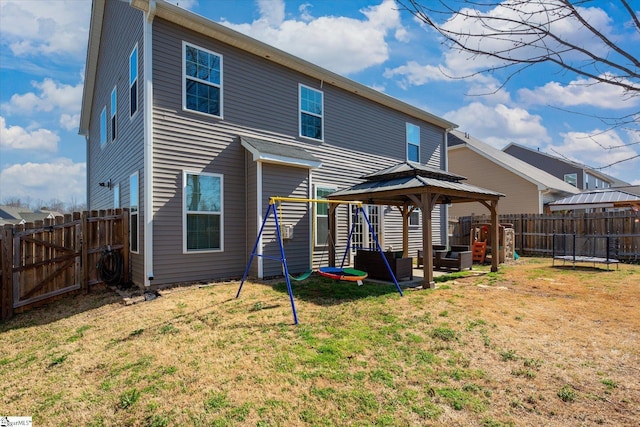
[299,84,323,141]
[100,107,107,146]
[110,86,117,142]
[406,123,420,162]
[184,171,224,252]
[130,44,138,117]
[564,173,577,187]
[183,42,222,117]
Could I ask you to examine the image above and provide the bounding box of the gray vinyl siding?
[245,156,258,277]
[147,17,447,285]
[261,164,310,277]
[504,145,584,189]
[87,0,145,284]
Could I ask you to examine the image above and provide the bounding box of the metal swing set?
[236,196,404,324]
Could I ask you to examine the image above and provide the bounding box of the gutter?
[142,0,156,286]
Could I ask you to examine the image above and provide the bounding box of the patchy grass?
[1,258,639,426]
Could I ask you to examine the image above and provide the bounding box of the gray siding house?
[79,0,456,287]
[503,143,627,190]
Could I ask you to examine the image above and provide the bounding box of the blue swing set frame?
[236,197,404,324]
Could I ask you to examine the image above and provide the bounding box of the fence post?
[81,211,89,293]
[1,225,14,320]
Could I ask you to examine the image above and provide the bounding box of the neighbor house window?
[406,123,420,162]
[110,86,117,141]
[100,107,107,146]
[409,208,420,226]
[300,84,323,140]
[130,172,139,253]
[314,186,335,246]
[183,42,222,117]
[130,44,138,117]
[564,173,577,187]
[113,184,120,209]
[184,171,223,252]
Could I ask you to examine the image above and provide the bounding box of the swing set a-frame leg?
[236,203,299,325]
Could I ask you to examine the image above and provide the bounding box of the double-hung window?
[299,84,323,140]
[183,42,222,117]
[409,208,420,226]
[184,171,223,252]
[406,123,420,162]
[564,173,577,187]
[314,186,334,246]
[130,45,138,117]
[110,86,117,141]
[130,172,139,253]
[100,107,107,146]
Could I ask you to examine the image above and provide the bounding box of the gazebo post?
[421,192,435,289]
[401,204,410,258]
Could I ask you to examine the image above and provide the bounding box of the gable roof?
[502,142,628,186]
[448,130,580,195]
[80,0,457,135]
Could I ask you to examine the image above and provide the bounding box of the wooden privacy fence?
[1,209,130,320]
[451,211,640,262]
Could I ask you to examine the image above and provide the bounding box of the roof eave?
[131,0,457,131]
[78,0,106,136]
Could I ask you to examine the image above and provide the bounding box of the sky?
[0,0,638,208]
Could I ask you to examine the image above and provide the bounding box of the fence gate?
[11,215,82,311]
[1,209,130,320]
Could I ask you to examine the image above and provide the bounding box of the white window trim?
[299,83,324,142]
[406,122,420,163]
[409,207,420,227]
[129,44,139,119]
[182,41,224,119]
[113,183,120,209]
[100,107,107,147]
[314,184,335,247]
[564,173,577,187]
[130,171,139,254]
[110,86,117,142]
[183,170,224,254]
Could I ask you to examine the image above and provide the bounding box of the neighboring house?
[0,206,59,226]
[79,0,457,288]
[503,142,628,190]
[447,131,580,217]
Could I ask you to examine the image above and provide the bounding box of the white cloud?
[0,159,86,204]
[518,75,640,109]
[0,116,59,152]
[2,78,83,115]
[220,0,406,75]
[550,130,640,181]
[0,0,90,57]
[383,61,451,88]
[444,102,550,147]
[439,1,617,76]
[60,113,80,131]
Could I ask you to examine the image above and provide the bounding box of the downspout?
[143,0,156,286]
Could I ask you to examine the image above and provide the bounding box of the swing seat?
[317,267,368,282]
[288,269,314,281]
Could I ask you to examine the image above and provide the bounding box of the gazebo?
[327,162,504,288]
